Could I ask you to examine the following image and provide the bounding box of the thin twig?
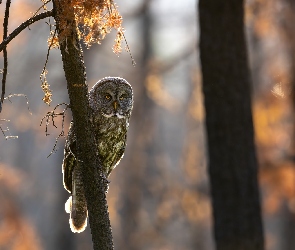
[28,0,53,31]
[4,93,32,115]
[122,32,136,67]
[40,103,70,157]
[41,27,57,78]
[40,26,57,105]
[32,0,52,18]
[111,3,136,66]
[1,48,7,105]
[0,10,54,53]
[0,118,18,140]
[1,0,11,113]
[0,93,32,138]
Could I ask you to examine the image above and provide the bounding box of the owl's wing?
[62,123,77,193]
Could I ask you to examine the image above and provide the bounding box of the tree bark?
[198,1,264,250]
[52,1,113,249]
[281,1,295,248]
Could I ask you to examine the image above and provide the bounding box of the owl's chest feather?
[95,117,128,174]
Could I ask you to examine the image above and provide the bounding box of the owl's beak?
[113,101,118,111]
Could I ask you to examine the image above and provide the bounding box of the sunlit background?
[0,0,294,249]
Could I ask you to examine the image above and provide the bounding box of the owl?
[62,77,133,233]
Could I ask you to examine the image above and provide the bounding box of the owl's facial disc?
[95,82,133,119]
[101,98,127,119]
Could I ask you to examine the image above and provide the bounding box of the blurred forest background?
[0,0,295,249]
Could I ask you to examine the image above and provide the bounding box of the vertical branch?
[53,1,114,249]
[0,0,11,112]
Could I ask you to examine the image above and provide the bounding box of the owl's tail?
[65,164,88,233]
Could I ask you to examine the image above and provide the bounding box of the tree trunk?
[281,1,295,249]
[198,1,264,250]
[52,2,113,249]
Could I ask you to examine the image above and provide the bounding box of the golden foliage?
[42,0,124,104]
[40,69,52,105]
[47,30,59,49]
[53,0,124,52]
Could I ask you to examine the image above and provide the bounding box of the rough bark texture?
[53,1,113,249]
[198,1,264,250]
[282,1,295,248]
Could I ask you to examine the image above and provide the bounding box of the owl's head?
[89,77,133,119]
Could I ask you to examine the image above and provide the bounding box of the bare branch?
[32,0,52,17]
[2,0,10,47]
[122,32,136,67]
[0,10,54,53]
[4,93,32,115]
[1,48,7,106]
[0,7,53,113]
[53,0,114,247]
[1,0,11,112]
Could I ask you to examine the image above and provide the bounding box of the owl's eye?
[105,94,111,100]
[119,94,127,100]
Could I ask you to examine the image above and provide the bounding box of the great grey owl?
[62,77,133,233]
